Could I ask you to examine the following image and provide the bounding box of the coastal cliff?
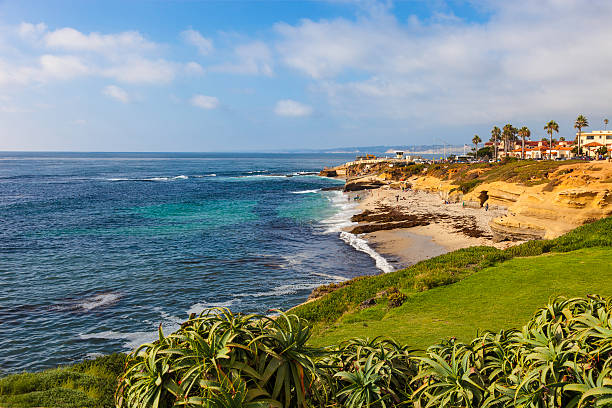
[341,161,612,242]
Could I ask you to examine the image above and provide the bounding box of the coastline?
[342,186,519,270]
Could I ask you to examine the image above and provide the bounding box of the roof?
[584,142,604,147]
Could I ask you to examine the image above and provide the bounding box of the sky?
[0,0,611,152]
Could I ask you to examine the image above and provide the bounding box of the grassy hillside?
[350,158,588,193]
[0,354,125,408]
[309,247,612,349]
[292,216,612,325]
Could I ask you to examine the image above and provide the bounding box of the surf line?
[321,190,394,273]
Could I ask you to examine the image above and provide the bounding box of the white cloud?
[39,54,90,79]
[103,57,176,83]
[17,22,47,40]
[1,25,179,87]
[274,0,612,125]
[274,99,312,117]
[211,41,273,76]
[185,61,205,75]
[103,85,130,103]
[181,29,213,55]
[190,94,219,109]
[44,28,156,55]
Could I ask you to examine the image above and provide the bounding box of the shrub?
[387,292,407,308]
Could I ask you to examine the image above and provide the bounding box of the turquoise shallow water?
[0,152,382,373]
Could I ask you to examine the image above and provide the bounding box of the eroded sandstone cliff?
[406,162,612,241]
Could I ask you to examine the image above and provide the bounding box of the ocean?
[0,152,392,373]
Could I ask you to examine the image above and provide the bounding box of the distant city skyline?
[1,0,611,152]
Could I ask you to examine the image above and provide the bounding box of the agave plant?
[412,340,487,408]
[254,311,325,408]
[322,337,417,407]
[335,354,387,408]
[116,296,612,408]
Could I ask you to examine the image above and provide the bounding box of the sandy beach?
[346,187,519,269]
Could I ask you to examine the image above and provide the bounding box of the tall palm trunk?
[494,136,497,161]
[549,132,553,160]
[522,136,525,159]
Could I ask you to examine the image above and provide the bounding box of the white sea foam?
[186,299,238,315]
[77,292,121,311]
[79,307,182,352]
[80,330,158,351]
[319,191,361,234]
[317,191,394,274]
[239,283,323,298]
[246,170,268,174]
[291,189,320,194]
[340,231,394,273]
[106,175,188,182]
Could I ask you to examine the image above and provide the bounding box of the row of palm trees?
[473,115,602,161]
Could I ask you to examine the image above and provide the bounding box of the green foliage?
[116,309,324,408]
[0,354,126,408]
[116,297,612,408]
[410,295,612,408]
[387,290,407,308]
[325,337,417,408]
[458,179,483,193]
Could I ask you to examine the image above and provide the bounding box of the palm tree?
[574,115,588,157]
[518,126,531,160]
[491,126,501,161]
[544,120,559,160]
[604,118,609,130]
[472,134,482,158]
[502,124,516,157]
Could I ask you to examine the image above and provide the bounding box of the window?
[607,136,612,140]
[587,136,595,140]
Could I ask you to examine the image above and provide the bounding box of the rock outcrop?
[406,162,612,241]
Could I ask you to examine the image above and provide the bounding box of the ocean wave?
[193,174,216,178]
[79,330,158,351]
[186,299,238,315]
[246,170,268,174]
[106,175,188,182]
[237,282,323,298]
[232,174,288,179]
[78,292,121,311]
[319,191,361,234]
[292,171,319,176]
[291,189,320,194]
[340,231,394,273]
[79,307,183,351]
[50,291,121,312]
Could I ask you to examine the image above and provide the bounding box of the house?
[577,130,612,154]
[583,142,605,158]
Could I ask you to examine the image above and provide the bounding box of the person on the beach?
[485,203,489,211]
[396,195,399,202]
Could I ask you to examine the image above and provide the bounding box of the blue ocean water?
[0,152,387,373]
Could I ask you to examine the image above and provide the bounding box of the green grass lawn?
[309,247,612,349]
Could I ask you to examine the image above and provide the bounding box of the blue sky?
[0,0,611,151]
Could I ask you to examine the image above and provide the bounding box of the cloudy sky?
[0,0,611,151]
